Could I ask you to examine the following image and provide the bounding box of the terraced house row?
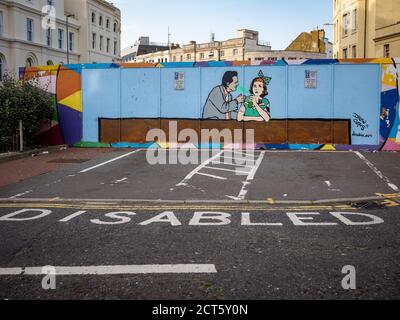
[0,0,121,80]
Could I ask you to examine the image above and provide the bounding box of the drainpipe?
[364,0,368,58]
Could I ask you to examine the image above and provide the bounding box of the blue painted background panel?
[82,69,120,142]
[161,68,201,118]
[288,65,333,119]
[334,64,380,145]
[121,68,160,118]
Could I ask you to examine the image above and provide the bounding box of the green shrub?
[0,72,54,149]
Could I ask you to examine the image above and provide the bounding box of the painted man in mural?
[238,70,272,122]
[202,71,245,120]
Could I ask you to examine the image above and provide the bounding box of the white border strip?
[80,149,143,173]
[354,151,399,192]
[0,264,217,275]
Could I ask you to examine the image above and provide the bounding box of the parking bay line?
[354,151,399,192]
[0,264,217,276]
[229,151,266,201]
[79,149,143,174]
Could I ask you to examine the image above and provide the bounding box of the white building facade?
[0,0,121,80]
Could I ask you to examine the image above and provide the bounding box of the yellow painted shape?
[381,65,397,88]
[58,90,82,112]
[382,200,399,207]
[158,142,171,149]
[371,58,394,64]
[320,144,336,151]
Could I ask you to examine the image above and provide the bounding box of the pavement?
[0,147,399,299]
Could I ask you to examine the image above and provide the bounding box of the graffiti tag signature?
[353,113,369,131]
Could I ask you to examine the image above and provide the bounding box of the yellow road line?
[0,203,358,212]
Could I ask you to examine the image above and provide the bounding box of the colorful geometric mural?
[19,58,400,151]
[20,65,64,145]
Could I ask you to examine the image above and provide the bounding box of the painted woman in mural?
[237,70,272,122]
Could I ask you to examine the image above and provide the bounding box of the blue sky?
[114,0,333,50]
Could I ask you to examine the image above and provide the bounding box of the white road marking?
[231,151,256,159]
[0,264,217,275]
[0,268,23,275]
[247,151,266,181]
[196,172,227,180]
[204,166,250,175]
[325,181,332,187]
[354,151,399,192]
[9,190,33,199]
[59,211,87,223]
[211,161,253,168]
[232,152,266,200]
[176,150,265,201]
[176,150,225,186]
[80,149,143,173]
[226,182,251,201]
[111,177,128,185]
[219,156,255,163]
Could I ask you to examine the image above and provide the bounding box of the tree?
[0,73,54,149]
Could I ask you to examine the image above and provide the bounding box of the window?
[343,48,348,59]
[91,12,96,24]
[384,44,390,58]
[99,35,103,51]
[106,19,110,29]
[106,38,110,53]
[343,14,349,36]
[46,28,52,46]
[114,40,117,55]
[58,29,64,49]
[114,22,118,33]
[352,45,357,58]
[92,33,96,49]
[99,16,103,27]
[220,50,225,57]
[27,18,33,41]
[200,52,205,59]
[173,56,176,62]
[26,57,34,67]
[352,9,357,32]
[69,32,73,51]
[186,54,191,60]
[46,60,53,65]
[233,48,238,56]
[180,55,183,62]
[0,11,3,37]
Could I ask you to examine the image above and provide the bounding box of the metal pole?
[66,14,74,64]
[19,120,23,152]
[66,15,69,64]
[364,0,368,58]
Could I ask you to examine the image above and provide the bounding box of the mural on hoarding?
[202,70,272,122]
[20,65,83,146]
[19,58,400,151]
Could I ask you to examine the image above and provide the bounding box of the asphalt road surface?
[0,148,399,299]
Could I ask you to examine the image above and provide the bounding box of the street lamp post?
[66,14,75,64]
